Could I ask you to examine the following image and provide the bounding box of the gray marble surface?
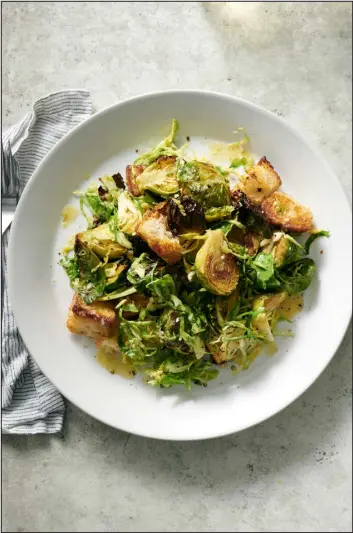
[2,2,352,532]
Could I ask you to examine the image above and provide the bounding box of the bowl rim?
[8,89,352,440]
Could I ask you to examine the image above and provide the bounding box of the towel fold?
[2,90,93,434]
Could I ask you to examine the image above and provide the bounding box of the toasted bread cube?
[126,165,144,196]
[261,191,313,233]
[67,294,117,339]
[238,157,282,205]
[136,202,182,265]
[207,343,229,365]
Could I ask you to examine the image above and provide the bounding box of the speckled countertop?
[2,2,352,532]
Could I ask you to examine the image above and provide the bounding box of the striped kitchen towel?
[2,90,93,434]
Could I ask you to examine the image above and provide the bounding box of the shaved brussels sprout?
[262,232,301,267]
[104,262,126,290]
[195,229,240,295]
[251,292,287,341]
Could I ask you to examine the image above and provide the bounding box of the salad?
[61,119,329,389]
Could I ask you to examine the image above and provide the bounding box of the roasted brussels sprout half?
[136,156,179,197]
[178,161,231,209]
[195,229,240,295]
[167,197,206,236]
[117,191,142,236]
[78,223,127,259]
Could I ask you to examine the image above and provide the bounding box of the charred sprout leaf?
[167,197,206,236]
[195,230,240,296]
[277,258,316,294]
[178,161,231,209]
[98,185,108,200]
[205,206,234,222]
[112,172,125,189]
[304,230,330,255]
[232,190,272,238]
[136,156,179,197]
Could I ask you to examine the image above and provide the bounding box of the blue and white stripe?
[2,90,93,434]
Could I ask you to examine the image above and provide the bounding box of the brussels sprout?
[72,238,106,303]
[262,232,301,267]
[178,161,231,209]
[78,223,127,259]
[104,262,126,290]
[167,197,206,236]
[136,156,179,197]
[205,206,234,222]
[251,292,287,341]
[195,229,240,295]
[117,191,142,236]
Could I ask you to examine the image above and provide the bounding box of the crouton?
[126,165,144,196]
[261,191,313,233]
[136,202,183,265]
[67,294,117,339]
[208,343,228,365]
[238,157,282,205]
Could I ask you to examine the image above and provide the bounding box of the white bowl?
[8,91,352,440]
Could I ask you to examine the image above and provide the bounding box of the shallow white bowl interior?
[8,91,352,440]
